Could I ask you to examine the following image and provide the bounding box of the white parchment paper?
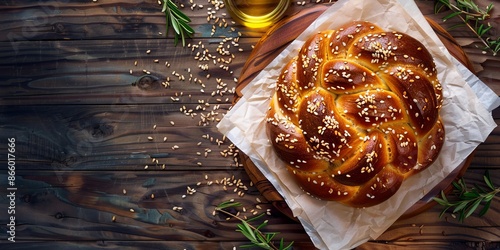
[218,0,499,249]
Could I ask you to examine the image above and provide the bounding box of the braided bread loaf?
[266,21,445,207]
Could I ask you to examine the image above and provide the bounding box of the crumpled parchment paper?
[217,0,499,249]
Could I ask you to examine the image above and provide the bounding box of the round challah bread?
[266,21,445,207]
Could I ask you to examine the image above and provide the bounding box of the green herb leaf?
[217,201,242,209]
[238,221,257,240]
[160,0,193,46]
[438,205,450,218]
[434,0,499,56]
[479,199,492,217]
[461,190,479,199]
[247,213,266,223]
[464,198,482,219]
[433,171,500,222]
[433,196,448,206]
[452,199,469,213]
[215,200,294,250]
[484,170,495,190]
[443,11,462,21]
[452,180,463,191]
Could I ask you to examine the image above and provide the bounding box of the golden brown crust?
[266,21,445,207]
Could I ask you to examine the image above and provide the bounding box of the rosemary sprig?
[435,0,500,56]
[161,0,194,46]
[433,170,499,222]
[215,201,294,250]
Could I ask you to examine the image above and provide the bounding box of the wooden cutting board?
[234,5,475,221]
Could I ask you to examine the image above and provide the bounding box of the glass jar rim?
[224,0,290,28]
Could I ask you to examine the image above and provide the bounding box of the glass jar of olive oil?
[224,0,290,29]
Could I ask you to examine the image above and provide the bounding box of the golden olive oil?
[224,0,290,29]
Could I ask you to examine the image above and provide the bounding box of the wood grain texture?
[0,0,499,249]
[0,170,498,248]
[0,38,254,105]
[0,170,308,242]
[0,104,238,171]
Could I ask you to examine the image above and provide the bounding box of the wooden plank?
[0,241,317,250]
[0,104,241,171]
[3,240,499,250]
[0,0,324,42]
[0,169,498,246]
[0,0,500,99]
[0,38,258,105]
[1,9,499,106]
[0,0,239,41]
[358,241,500,250]
[4,240,499,250]
[0,170,309,243]
[2,104,498,171]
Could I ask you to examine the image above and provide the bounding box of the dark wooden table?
[0,1,499,249]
